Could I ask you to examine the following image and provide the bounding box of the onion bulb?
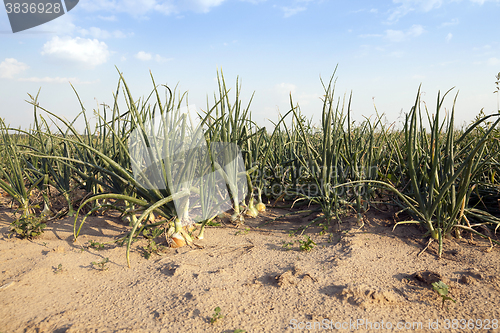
[170,232,186,248]
[245,198,259,218]
[230,213,245,224]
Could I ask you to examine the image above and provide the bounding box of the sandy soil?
[1,201,500,333]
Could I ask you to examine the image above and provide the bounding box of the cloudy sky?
[1,0,499,130]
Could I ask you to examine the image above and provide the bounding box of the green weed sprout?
[298,236,316,251]
[235,227,250,235]
[142,227,165,259]
[88,240,105,250]
[210,306,224,324]
[10,214,46,239]
[432,281,456,309]
[91,258,109,271]
[54,263,63,274]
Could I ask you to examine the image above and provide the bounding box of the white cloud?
[135,51,172,63]
[98,15,117,21]
[0,58,29,79]
[273,83,321,109]
[389,50,405,57]
[155,54,172,63]
[80,0,157,16]
[388,0,442,23]
[438,60,459,66]
[294,92,322,107]
[240,0,267,4]
[446,32,453,42]
[79,27,131,39]
[488,57,500,66]
[388,0,499,23]
[440,18,459,27]
[275,83,297,97]
[80,0,226,17]
[182,0,226,13]
[276,83,297,94]
[419,0,443,11]
[360,25,424,42]
[385,30,406,42]
[41,36,110,68]
[472,57,500,66]
[28,11,129,40]
[471,0,500,4]
[354,44,376,58]
[473,44,492,51]
[136,51,152,61]
[281,6,307,17]
[408,24,425,36]
[359,33,384,38]
[385,24,424,42]
[154,2,177,14]
[17,77,98,84]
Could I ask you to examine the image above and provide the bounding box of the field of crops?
[2,69,500,267]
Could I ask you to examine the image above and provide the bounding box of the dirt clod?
[338,283,402,308]
[413,270,442,285]
[460,275,473,285]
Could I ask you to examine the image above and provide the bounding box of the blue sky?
[1,0,499,131]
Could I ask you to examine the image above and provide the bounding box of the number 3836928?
[5,2,61,14]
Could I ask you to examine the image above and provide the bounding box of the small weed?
[54,263,63,274]
[235,227,250,235]
[298,236,316,252]
[282,241,294,250]
[142,242,162,259]
[142,228,165,259]
[10,214,46,239]
[88,240,105,250]
[91,257,109,271]
[328,233,335,243]
[432,281,456,309]
[207,220,222,227]
[210,306,224,324]
[143,227,164,239]
[233,330,246,333]
[142,239,166,259]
